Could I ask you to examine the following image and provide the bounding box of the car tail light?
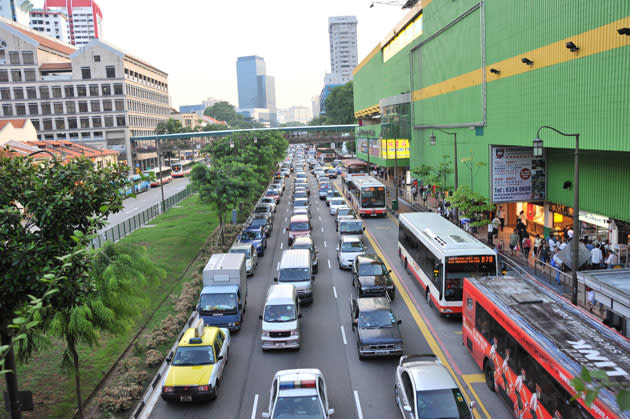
[163,386,174,393]
[198,385,209,392]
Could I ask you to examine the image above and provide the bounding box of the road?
[147,171,511,419]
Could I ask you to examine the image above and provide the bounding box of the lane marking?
[340,325,347,345]
[251,393,259,419]
[321,227,324,233]
[323,240,327,248]
[353,390,364,419]
[333,286,338,299]
[276,261,280,271]
[283,228,286,234]
[280,242,283,249]
[319,215,322,221]
[328,259,331,270]
[125,207,139,214]
[454,330,463,335]
[462,374,486,384]
[285,216,287,222]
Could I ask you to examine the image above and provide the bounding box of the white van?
[275,249,313,304]
[259,284,301,351]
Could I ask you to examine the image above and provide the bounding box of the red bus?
[171,160,194,177]
[462,275,630,419]
[143,166,172,187]
[347,176,386,217]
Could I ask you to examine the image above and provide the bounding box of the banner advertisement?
[357,138,381,157]
[380,139,409,159]
[491,146,545,203]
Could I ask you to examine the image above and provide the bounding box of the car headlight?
[291,329,299,336]
[163,386,174,393]
[228,322,236,327]
[262,330,270,337]
[442,308,453,313]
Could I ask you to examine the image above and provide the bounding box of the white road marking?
[285,216,287,222]
[323,241,327,248]
[280,242,283,249]
[125,207,139,214]
[333,286,338,299]
[328,259,331,270]
[319,215,322,221]
[321,227,324,233]
[283,228,286,234]
[251,394,259,419]
[277,262,280,271]
[340,325,347,345]
[354,390,364,419]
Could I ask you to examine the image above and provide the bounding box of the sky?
[35,0,408,111]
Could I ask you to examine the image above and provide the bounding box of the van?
[259,284,301,351]
[288,214,311,246]
[275,249,313,304]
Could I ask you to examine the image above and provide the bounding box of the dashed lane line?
[340,325,347,345]
[353,390,364,419]
[251,394,259,419]
[333,286,338,299]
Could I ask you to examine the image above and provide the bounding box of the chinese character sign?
[380,139,410,159]
[491,146,545,203]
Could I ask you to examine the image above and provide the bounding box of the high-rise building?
[327,16,358,84]
[236,55,277,125]
[43,0,102,47]
[311,96,320,120]
[29,9,70,43]
[0,0,33,25]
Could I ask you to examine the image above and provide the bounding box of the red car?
[265,188,281,204]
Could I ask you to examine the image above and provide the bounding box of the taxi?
[161,319,230,402]
[262,369,335,418]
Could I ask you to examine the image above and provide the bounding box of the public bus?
[340,159,368,180]
[398,212,497,315]
[121,174,150,196]
[171,160,194,177]
[462,275,630,419]
[142,166,172,187]
[346,175,386,217]
[316,146,336,163]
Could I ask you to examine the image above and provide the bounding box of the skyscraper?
[236,55,277,126]
[327,16,358,84]
[0,0,33,25]
[43,0,103,47]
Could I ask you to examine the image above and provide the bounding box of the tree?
[155,118,183,134]
[324,81,355,125]
[0,155,128,418]
[571,367,630,412]
[460,151,488,193]
[309,115,327,126]
[446,186,495,227]
[204,101,237,123]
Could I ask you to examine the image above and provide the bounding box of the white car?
[394,354,475,419]
[262,369,335,418]
[261,197,277,213]
[337,235,366,270]
[329,198,347,215]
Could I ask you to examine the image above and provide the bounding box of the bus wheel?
[404,259,409,273]
[484,361,496,392]
[398,247,401,259]
[426,289,433,308]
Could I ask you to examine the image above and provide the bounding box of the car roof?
[406,362,458,391]
[357,296,391,311]
[356,254,381,265]
[245,225,263,232]
[290,214,309,222]
[293,236,313,245]
[178,326,220,346]
[231,243,253,251]
[294,198,308,203]
[341,235,362,243]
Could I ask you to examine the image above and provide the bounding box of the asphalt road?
[147,171,511,419]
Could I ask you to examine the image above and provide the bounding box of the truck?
[197,253,247,332]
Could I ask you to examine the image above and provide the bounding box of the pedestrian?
[567,227,574,241]
[551,250,563,284]
[492,215,501,238]
[522,235,531,258]
[497,240,505,253]
[537,242,550,264]
[487,221,495,246]
[411,185,417,201]
[497,206,505,231]
[519,210,526,223]
[605,250,618,269]
[516,218,527,241]
[559,237,567,250]
[548,235,557,253]
[533,234,542,257]
[509,229,519,256]
[590,243,603,269]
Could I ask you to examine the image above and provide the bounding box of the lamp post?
[429,129,458,191]
[533,125,580,305]
[156,139,166,212]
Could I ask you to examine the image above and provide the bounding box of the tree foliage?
[571,367,630,412]
[411,155,454,194]
[203,101,265,129]
[446,186,495,227]
[324,81,355,125]
[155,118,183,135]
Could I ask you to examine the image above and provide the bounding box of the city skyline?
[29,0,408,110]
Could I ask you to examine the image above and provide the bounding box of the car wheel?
[485,362,496,392]
[357,342,365,361]
[213,379,220,400]
[260,250,264,257]
[389,288,396,301]
[426,289,433,308]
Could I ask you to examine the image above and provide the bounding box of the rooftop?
[0,16,76,56]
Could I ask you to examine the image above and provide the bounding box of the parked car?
[265,188,281,203]
[352,254,395,299]
[261,369,335,418]
[291,235,319,273]
[254,203,274,218]
[261,197,277,213]
[394,354,475,418]
[239,225,267,256]
[350,296,403,360]
[337,235,366,269]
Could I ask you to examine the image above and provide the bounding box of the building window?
[89,84,99,96]
[104,116,113,127]
[28,103,38,114]
[11,70,22,82]
[53,102,63,113]
[64,85,75,97]
[81,67,91,79]
[77,85,86,96]
[0,49,5,64]
[93,131,103,138]
[39,86,50,99]
[55,118,65,130]
[8,51,20,65]
[16,104,25,116]
[113,83,123,95]
[13,87,23,99]
[115,99,124,111]
[78,101,88,112]
[81,132,91,139]
[102,100,112,111]
[90,100,100,112]
[116,115,126,127]
[0,70,8,82]
[80,117,90,129]
[52,86,62,98]
[22,51,34,65]
[93,55,100,62]
[43,118,53,130]
[69,132,79,139]
[92,116,102,127]
[66,101,76,113]
[0,88,10,100]
[105,66,115,79]
[41,102,51,114]
[31,119,40,130]
[2,104,12,116]
[24,69,36,82]
[26,87,37,99]
[68,117,77,129]
[101,84,111,95]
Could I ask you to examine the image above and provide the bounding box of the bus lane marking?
[327,259,331,270]
[280,242,283,249]
[362,227,489,419]
[323,240,327,248]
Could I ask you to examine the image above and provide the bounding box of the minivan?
[259,284,301,351]
[275,249,313,304]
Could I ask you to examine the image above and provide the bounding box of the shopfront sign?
[491,146,545,203]
[380,139,409,159]
[579,211,609,228]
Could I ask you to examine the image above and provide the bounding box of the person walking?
[522,235,532,259]
[492,215,501,238]
[497,206,505,231]
[605,250,618,269]
[590,244,603,269]
[537,242,550,264]
[488,221,495,246]
[509,229,519,256]
[548,235,557,253]
[558,237,567,250]
[533,234,542,257]
[411,185,417,201]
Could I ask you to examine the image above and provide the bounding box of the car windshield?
[337,208,353,216]
[359,262,385,276]
[262,198,274,204]
[242,230,262,240]
[290,222,309,232]
[255,206,270,213]
[341,241,364,252]
[250,218,267,228]
[416,388,472,419]
[172,345,215,366]
[199,293,237,313]
[273,395,324,419]
[293,244,313,252]
[358,309,396,328]
[294,200,308,207]
[295,192,307,198]
[278,268,311,282]
[266,191,277,196]
[340,221,362,233]
[330,199,345,206]
[230,248,251,258]
[264,304,296,322]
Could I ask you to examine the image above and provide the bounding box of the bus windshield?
[361,187,385,208]
[445,256,496,301]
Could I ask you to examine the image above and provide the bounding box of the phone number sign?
[491,146,545,203]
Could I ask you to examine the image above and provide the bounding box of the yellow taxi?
[160,319,230,402]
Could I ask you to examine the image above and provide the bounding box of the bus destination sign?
[447,255,495,265]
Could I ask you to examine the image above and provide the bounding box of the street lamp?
[429,129,458,190]
[533,125,580,305]
[155,139,166,212]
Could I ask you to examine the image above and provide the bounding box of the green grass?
[1,194,219,419]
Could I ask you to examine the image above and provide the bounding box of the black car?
[250,213,273,237]
[352,255,395,300]
[350,296,403,360]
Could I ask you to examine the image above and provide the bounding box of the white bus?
[143,166,172,187]
[347,175,386,217]
[171,160,194,177]
[398,212,498,316]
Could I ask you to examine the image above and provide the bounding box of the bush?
[145,349,163,367]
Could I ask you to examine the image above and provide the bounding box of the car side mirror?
[216,355,223,361]
[470,400,477,410]
[237,236,241,240]
[403,405,412,413]
[363,226,366,231]
[166,352,173,363]
[274,277,278,282]
[262,413,270,419]
[397,319,402,325]
[328,408,335,415]
[259,314,263,320]
[298,313,303,319]
[336,247,340,251]
[191,305,197,312]
[352,319,358,328]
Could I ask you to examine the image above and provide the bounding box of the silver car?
[336,235,366,270]
[329,198,347,215]
[394,354,475,419]
[229,242,258,276]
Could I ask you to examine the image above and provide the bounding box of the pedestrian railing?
[532,258,573,292]
[91,186,194,249]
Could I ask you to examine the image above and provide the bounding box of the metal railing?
[91,186,194,249]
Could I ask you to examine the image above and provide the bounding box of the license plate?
[275,342,282,347]
[180,395,192,402]
[371,213,377,217]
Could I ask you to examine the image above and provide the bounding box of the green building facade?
[353,0,630,245]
